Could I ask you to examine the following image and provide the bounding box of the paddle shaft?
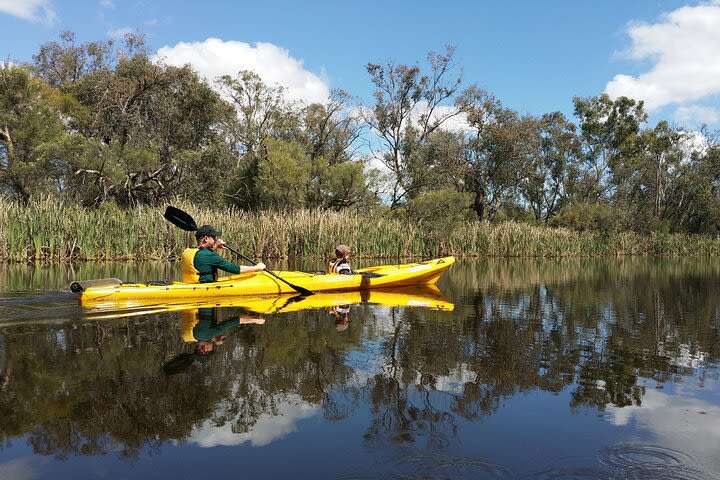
[222,246,257,266]
[223,245,313,296]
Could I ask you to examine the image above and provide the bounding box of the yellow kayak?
[83,284,454,317]
[75,257,455,303]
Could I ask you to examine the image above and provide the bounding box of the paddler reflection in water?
[182,224,266,283]
[182,307,265,354]
[162,307,264,375]
[329,304,351,332]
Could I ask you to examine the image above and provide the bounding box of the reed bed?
[2,197,720,261]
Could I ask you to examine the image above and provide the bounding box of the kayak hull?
[82,284,454,316]
[77,257,455,303]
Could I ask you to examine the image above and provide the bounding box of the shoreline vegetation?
[4,33,720,255]
[3,199,720,262]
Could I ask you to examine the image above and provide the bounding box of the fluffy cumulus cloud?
[0,0,56,24]
[155,38,330,104]
[674,104,719,124]
[605,1,720,123]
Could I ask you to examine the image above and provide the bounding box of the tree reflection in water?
[0,257,718,461]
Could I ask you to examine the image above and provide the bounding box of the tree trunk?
[473,189,487,221]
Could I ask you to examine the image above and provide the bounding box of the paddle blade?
[164,206,197,232]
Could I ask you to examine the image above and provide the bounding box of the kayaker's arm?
[207,250,265,274]
[238,262,266,273]
[203,251,240,274]
[214,241,265,274]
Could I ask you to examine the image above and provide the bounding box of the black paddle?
[163,206,313,296]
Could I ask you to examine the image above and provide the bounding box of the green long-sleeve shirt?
[194,247,241,283]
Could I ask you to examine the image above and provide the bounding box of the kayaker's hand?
[255,262,266,271]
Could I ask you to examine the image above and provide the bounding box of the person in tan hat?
[328,244,353,275]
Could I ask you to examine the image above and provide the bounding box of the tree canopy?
[1,31,719,235]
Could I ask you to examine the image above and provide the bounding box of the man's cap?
[335,244,350,255]
[195,225,222,239]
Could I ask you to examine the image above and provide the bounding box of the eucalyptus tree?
[516,112,578,224]
[365,46,475,208]
[216,70,301,208]
[668,133,720,235]
[0,64,67,201]
[216,70,298,161]
[27,31,228,207]
[403,128,467,200]
[460,89,524,221]
[64,58,226,206]
[570,94,647,204]
[610,121,685,231]
[299,89,375,210]
[255,137,311,210]
[32,30,123,89]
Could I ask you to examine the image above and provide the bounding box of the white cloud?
[187,395,318,447]
[107,27,133,39]
[155,38,330,105]
[604,386,720,472]
[432,107,471,133]
[100,0,114,8]
[679,129,711,158]
[605,1,720,114]
[0,457,41,480]
[0,0,56,24]
[674,105,719,125]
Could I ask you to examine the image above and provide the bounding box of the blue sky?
[1,0,719,130]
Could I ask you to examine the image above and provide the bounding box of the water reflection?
[0,257,719,478]
[162,307,265,374]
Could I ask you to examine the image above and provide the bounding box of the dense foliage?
[2,32,720,237]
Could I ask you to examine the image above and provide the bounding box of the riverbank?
[3,198,720,261]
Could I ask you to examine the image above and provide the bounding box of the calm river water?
[0,257,719,479]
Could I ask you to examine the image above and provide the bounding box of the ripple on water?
[600,443,717,480]
[389,453,512,480]
[0,291,81,324]
[518,467,614,480]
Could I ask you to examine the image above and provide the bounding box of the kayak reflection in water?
[162,307,264,375]
[329,304,351,332]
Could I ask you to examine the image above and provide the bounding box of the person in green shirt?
[181,224,266,283]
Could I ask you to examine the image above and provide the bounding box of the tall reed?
[2,197,720,261]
